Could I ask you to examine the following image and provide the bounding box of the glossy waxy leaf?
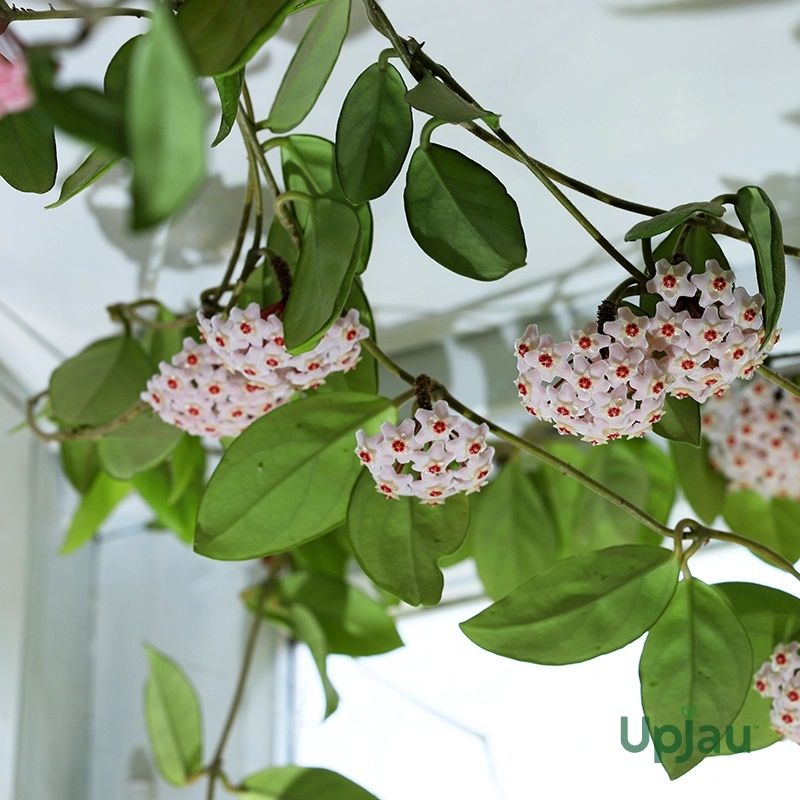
[734,186,785,345]
[143,646,203,786]
[129,3,206,227]
[625,202,725,242]
[211,70,244,147]
[292,525,350,577]
[61,472,130,554]
[265,0,350,133]
[282,197,361,352]
[653,395,701,447]
[288,604,339,718]
[0,105,57,193]
[196,393,393,560]
[472,460,559,599]
[347,472,470,606]
[461,545,679,665]
[723,490,800,565]
[715,582,800,754]
[60,440,101,495]
[404,144,526,280]
[404,73,496,124]
[178,0,295,76]
[280,134,372,274]
[335,62,413,203]
[49,336,153,427]
[46,149,119,209]
[639,579,752,779]
[134,462,203,543]
[241,766,379,800]
[669,439,726,525]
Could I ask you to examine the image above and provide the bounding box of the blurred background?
[3,0,800,797]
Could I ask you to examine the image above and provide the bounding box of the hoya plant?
[4,0,800,791]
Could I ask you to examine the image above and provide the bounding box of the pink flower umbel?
[753,642,800,743]
[142,338,294,438]
[0,59,33,117]
[353,400,494,504]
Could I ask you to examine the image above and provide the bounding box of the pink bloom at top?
[690,260,736,307]
[603,307,651,350]
[0,59,34,117]
[567,322,612,358]
[646,259,696,306]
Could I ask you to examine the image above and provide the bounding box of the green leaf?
[279,571,402,656]
[404,144,526,280]
[143,646,203,786]
[734,186,785,345]
[291,0,331,11]
[178,0,295,76]
[669,439,726,525]
[104,36,140,103]
[723,489,800,564]
[196,392,394,560]
[653,395,701,447]
[772,496,800,563]
[61,472,130,554]
[60,440,101,494]
[280,134,372,274]
[715,582,800,754]
[404,73,495,123]
[282,197,361,352]
[0,105,56,193]
[241,766,379,800]
[639,579,752,779]
[129,3,206,228]
[540,440,669,555]
[288,604,339,718]
[46,149,119,209]
[347,473,471,606]
[265,0,350,133]
[168,434,206,505]
[211,70,244,147]
[461,544,679,665]
[98,409,183,479]
[472,460,559,599]
[335,62,413,203]
[624,202,725,242]
[292,525,350,577]
[133,463,203,543]
[49,336,153,427]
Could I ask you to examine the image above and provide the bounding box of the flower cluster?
[753,642,800,743]
[645,259,772,402]
[514,258,775,443]
[514,315,668,445]
[142,338,293,438]
[0,59,33,118]
[354,400,495,504]
[703,375,800,500]
[198,304,368,391]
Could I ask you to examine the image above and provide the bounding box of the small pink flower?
[0,59,34,118]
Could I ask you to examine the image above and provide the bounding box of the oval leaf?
[0,105,57,193]
[653,395,701,447]
[669,439,726,525]
[624,201,725,242]
[60,440,101,494]
[723,489,800,565]
[129,3,206,228]
[461,544,679,665]
[472,460,559,599]
[196,392,393,560]
[404,143,526,280]
[715,582,800,754]
[265,0,350,133]
[211,70,244,147]
[347,471,471,606]
[282,197,361,352]
[60,472,130,554]
[734,186,785,345]
[335,62,413,204]
[639,579,752,779]
[178,0,295,76]
[98,409,183,479]
[143,646,203,786]
[241,766,379,800]
[49,336,153,427]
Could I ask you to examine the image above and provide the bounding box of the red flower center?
[359,451,371,463]
[346,329,357,341]
[266,358,279,367]
[215,336,225,347]
[744,309,756,322]
[240,323,252,334]
[392,439,406,452]
[625,323,640,338]
[379,484,393,494]
[777,653,787,665]
[433,420,447,434]
[615,365,630,379]
[661,275,677,289]
[167,378,178,390]
[517,382,528,396]
[704,329,718,342]
[661,324,675,338]
[578,336,592,350]
[607,407,621,418]
[518,343,530,356]
[274,336,285,347]
[538,353,554,368]
[469,442,482,454]
[712,277,727,291]
[186,354,198,366]
[681,359,695,371]
[208,385,221,395]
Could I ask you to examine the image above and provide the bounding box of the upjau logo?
[620,707,752,763]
